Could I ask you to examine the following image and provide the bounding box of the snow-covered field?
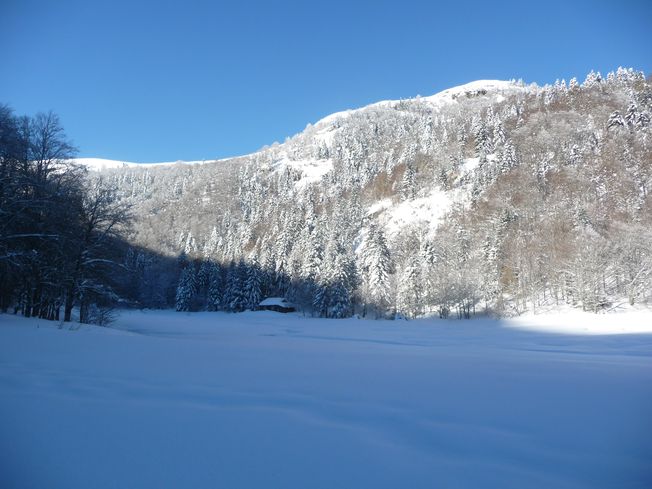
[1,310,651,489]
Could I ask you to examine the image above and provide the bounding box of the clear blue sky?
[1,0,650,162]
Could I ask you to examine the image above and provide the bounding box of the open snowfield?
[1,310,651,489]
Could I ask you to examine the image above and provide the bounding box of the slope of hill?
[84,68,652,318]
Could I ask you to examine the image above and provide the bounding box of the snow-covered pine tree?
[492,120,506,148]
[183,232,197,256]
[223,261,245,312]
[471,117,489,157]
[607,111,626,130]
[202,226,219,259]
[361,224,393,317]
[206,262,223,311]
[625,103,639,128]
[569,77,579,91]
[243,258,263,311]
[175,264,197,312]
[314,239,355,318]
[401,162,417,200]
[300,229,321,282]
[396,256,421,319]
[499,140,518,173]
[583,70,602,88]
[327,282,352,319]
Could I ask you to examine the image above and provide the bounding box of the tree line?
[0,105,131,324]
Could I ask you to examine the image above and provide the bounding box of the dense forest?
[2,68,651,322]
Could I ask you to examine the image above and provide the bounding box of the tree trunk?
[64,286,74,322]
[79,299,88,324]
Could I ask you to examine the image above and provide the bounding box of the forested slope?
[76,68,652,317]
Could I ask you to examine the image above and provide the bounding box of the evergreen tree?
[401,162,417,200]
[492,120,506,147]
[397,257,421,319]
[243,258,263,310]
[472,117,489,157]
[583,70,602,87]
[607,111,626,130]
[499,140,518,173]
[183,231,197,256]
[202,226,219,259]
[568,77,579,91]
[327,282,352,319]
[361,225,393,316]
[175,264,196,311]
[300,230,321,282]
[312,232,356,318]
[223,260,246,312]
[206,262,223,311]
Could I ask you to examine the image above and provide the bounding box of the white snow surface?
[314,80,530,126]
[276,156,333,188]
[1,310,651,489]
[72,157,218,171]
[272,152,333,189]
[381,187,454,237]
[422,79,526,107]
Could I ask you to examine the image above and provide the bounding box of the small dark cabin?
[258,297,296,313]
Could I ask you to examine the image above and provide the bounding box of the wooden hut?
[258,297,296,313]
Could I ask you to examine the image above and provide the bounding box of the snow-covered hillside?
[73,80,531,238]
[314,79,531,126]
[69,69,651,318]
[1,310,651,488]
[76,79,527,195]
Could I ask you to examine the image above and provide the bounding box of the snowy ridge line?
[71,156,238,171]
[314,79,532,126]
[76,79,533,169]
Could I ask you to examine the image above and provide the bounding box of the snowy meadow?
[1,310,651,489]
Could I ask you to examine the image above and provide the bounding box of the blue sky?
[1,0,650,162]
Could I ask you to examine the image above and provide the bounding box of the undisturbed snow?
[1,310,651,489]
[72,157,217,170]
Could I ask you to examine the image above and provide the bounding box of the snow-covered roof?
[259,297,294,307]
